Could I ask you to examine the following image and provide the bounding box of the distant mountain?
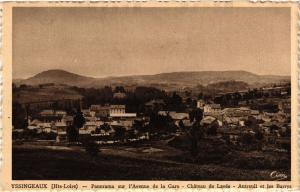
[15,69,290,90]
[18,69,95,86]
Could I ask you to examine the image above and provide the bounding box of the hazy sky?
[13,7,291,79]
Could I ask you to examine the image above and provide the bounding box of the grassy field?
[12,145,289,180]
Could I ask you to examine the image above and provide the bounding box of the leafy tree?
[83,139,99,158]
[67,108,86,142]
[100,123,111,132]
[19,84,28,89]
[12,102,28,129]
[189,109,204,157]
[270,124,280,134]
[189,108,203,123]
[207,120,218,136]
[245,116,257,128]
[241,132,254,145]
[149,112,173,134]
[133,119,148,133]
[114,86,125,93]
[255,128,264,140]
[73,109,86,129]
[113,126,126,141]
[189,121,204,157]
[198,93,203,99]
[67,125,79,142]
[166,92,183,111]
[178,120,185,130]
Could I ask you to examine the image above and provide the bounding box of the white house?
[40,110,67,117]
[110,105,126,115]
[204,104,221,113]
[109,105,136,118]
[90,104,110,117]
[110,113,137,118]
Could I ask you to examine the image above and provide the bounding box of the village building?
[27,121,53,133]
[90,104,110,118]
[109,105,137,119]
[40,109,66,117]
[250,110,260,116]
[238,100,247,106]
[81,109,92,116]
[158,111,174,116]
[55,121,68,135]
[157,111,189,122]
[262,86,288,96]
[82,121,102,131]
[177,119,193,128]
[168,112,189,121]
[222,129,241,145]
[204,104,221,114]
[110,105,126,115]
[110,120,134,131]
[113,92,127,99]
[223,116,240,127]
[38,109,67,123]
[222,107,251,118]
[203,104,222,119]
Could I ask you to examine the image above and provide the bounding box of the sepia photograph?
[11,6,293,181]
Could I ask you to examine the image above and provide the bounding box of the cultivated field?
[12,141,290,181]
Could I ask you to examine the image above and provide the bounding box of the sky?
[13,7,291,79]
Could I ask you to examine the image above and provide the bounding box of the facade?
[222,107,251,118]
[109,105,137,118]
[168,112,189,120]
[90,104,110,118]
[37,109,67,123]
[109,105,126,115]
[110,113,137,118]
[204,104,221,114]
[55,122,68,135]
[40,109,67,117]
[110,120,134,130]
[203,104,222,119]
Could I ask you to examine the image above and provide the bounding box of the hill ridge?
[15,69,290,89]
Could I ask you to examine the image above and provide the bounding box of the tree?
[270,124,279,134]
[12,102,28,129]
[245,116,257,128]
[254,129,264,151]
[114,86,125,93]
[167,92,183,111]
[68,108,86,142]
[189,108,203,123]
[241,132,254,145]
[178,120,185,130]
[189,109,204,158]
[100,123,111,132]
[198,93,203,99]
[67,125,79,142]
[113,126,126,141]
[189,121,204,157]
[133,119,148,133]
[73,109,86,129]
[83,139,99,158]
[207,120,218,136]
